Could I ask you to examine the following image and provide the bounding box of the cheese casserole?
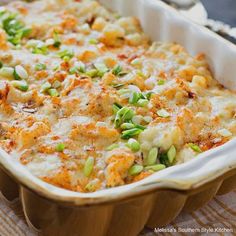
[0,0,236,192]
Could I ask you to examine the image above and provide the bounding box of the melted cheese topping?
[0,0,236,192]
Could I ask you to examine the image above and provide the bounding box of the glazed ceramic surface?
[0,0,236,235]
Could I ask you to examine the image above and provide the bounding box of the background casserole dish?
[0,0,236,235]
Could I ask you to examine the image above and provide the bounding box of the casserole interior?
[0,0,236,206]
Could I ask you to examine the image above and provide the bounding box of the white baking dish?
[0,0,236,235]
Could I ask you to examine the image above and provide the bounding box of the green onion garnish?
[52,80,61,89]
[115,107,135,128]
[167,145,176,164]
[0,62,3,69]
[137,99,149,107]
[145,164,166,172]
[11,80,29,91]
[85,69,98,78]
[112,103,122,114]
[53,31,61,48]
[56,143,65,152]
[35,63,47,71]
[129,92,141,104]
[32,42,48,55]
[112,65,123,76]
[120,123,135,130]
[94,62,108,77]
[48,88,59,97]
[188,143,202,153]
[89,38,98,45]
[157,80,165,85]
[121,128,143,139]
[128,164,143,176]
[40,82,51,93]
[106,143,119,151]
[157,109,170,118]
[2,12,31,45]
[0,66,14,79]
[83,157,95,177]
[58,49,74,61]
[14,65,28,80]
[126,138,140,152]
[144,147,158,166]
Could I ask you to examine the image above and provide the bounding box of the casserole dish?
[0,0,236,235]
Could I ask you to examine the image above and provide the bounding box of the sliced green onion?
[130,58,142,66]
[129,92,141,104]
[52,80,61,89]
[0,62,3,69]
[112,65,123,76]
[120,123,135,130]
[86,69,98,78]
[128,164,143,176]
[157,80,165,85]
[112,103,122,114]
[69,66,79,75]
[144,147,158,166]
[132,115,143,125]
[145,91,153,100]
[112,83,124,89]
[58,49,74,60]
[14,65,28,80]
[94,62,108,77]
[121,128,143,139]
[118,88,130,99]
[137,99,149,107]
[83,157,95,177]
[89,38,98,45]
[35,63,47,71]
[56,143,65,152]
[70,61,86,74]
[11,80,28,91]
[188,143,202,153]
[143,116,153,123]
[136,70,146,78]
[157,109,170,118]
[0,66,14,79]
[53,31,61,48]
[40,82,51,93]
[167,145,176,164]
[106,143,119,151]
[85,181,97,192]
[126,138,140,152]
[2,12,31,45]
[159,153,169,167]
[134,124,146,130]
[115,107,134,128]
[48,88,59,97]
[32,42,48,55]
[145,164,166,172]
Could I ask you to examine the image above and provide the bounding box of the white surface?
[0,0,236,204]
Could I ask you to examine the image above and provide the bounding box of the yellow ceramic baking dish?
[0,0,236,235]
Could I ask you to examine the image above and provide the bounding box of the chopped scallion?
[56,143,65,152]
[106,143,119,151]
[126,138,140,152]
[188,143,202,153]
[167,145,176,164]
[35,63,46,71]
[128,164,143,176]
[145,164,166,172]
[11,80,28,91]
[83,157,95,177]
[144,147,158,166]
[48,88,59,97]
[157,109,170,118]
